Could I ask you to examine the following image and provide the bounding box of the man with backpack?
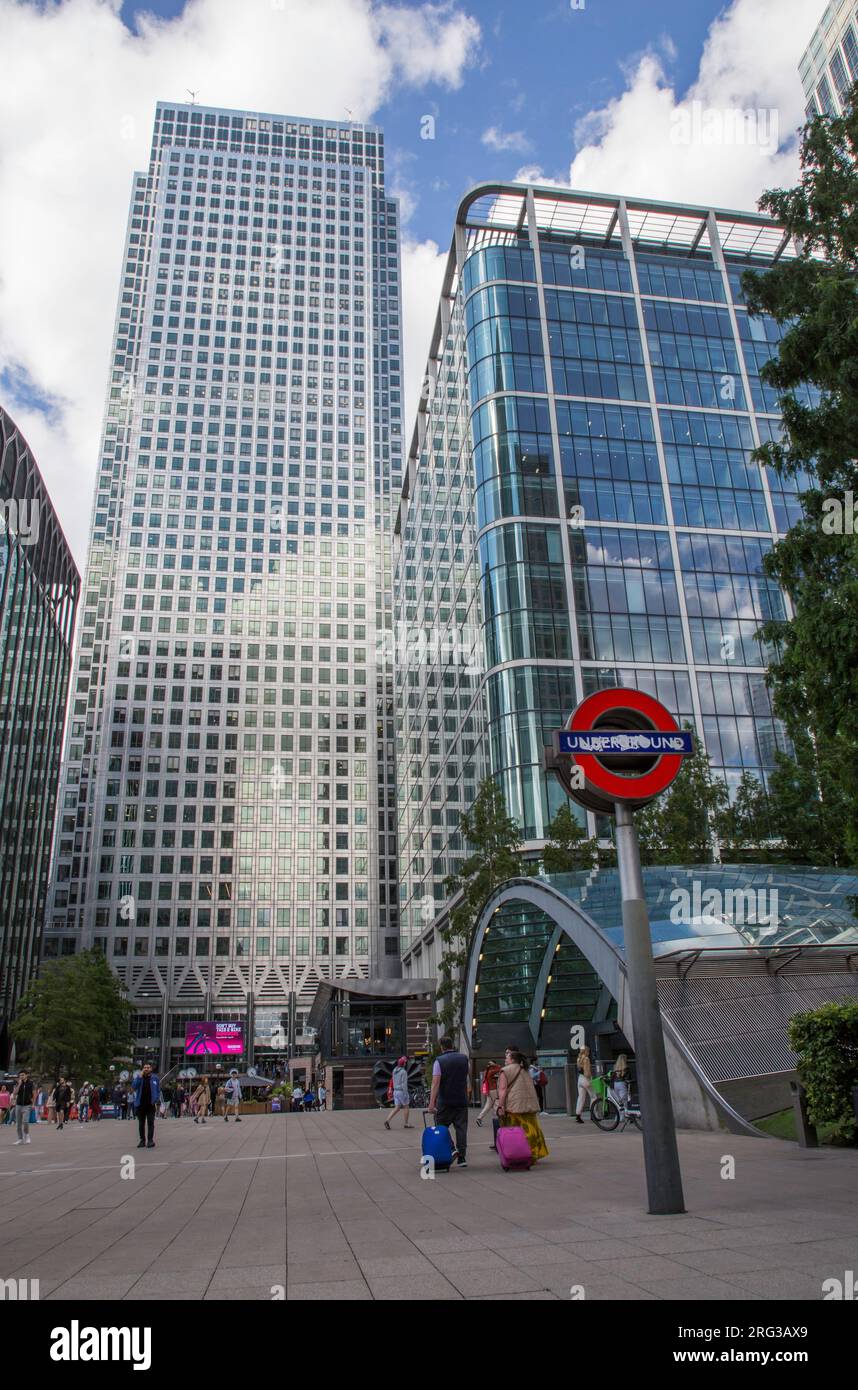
[427,1036,471,1169]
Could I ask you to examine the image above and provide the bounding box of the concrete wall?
[717,1071,797,1121]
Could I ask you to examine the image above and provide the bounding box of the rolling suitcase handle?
[422,1110,437,1129]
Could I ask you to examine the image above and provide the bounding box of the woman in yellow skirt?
[496,1048,549,1161]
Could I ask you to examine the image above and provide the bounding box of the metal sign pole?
[614,802,685,1215]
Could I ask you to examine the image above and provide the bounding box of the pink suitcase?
[496,1124,533,1171]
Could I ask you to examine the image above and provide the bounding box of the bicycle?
[589,1078,643,1133]
[408,1085,430,1109]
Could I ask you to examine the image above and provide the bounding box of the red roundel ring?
[568,687,684,803]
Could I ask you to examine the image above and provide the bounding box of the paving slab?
[1,1109,856,1302]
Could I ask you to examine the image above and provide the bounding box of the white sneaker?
[25,1136,31,1143]
[14,1138,22,1145]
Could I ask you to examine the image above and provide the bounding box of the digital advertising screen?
[184,1021,244,1056]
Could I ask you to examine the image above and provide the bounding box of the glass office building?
[394,185,805,951]
[1,407,79,1066]
[45,102,404,1069]
[800,0,858,117]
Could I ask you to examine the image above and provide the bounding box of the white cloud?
[520,0,809,212]
[401,236,447,435]
[0,0,480,566]
[375,2,480,88]
[481,125,532,154]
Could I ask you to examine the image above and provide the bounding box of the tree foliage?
[717,768,772,860]
[634,730,728,865]
[765,732,854,865]
[435,778,527,1032]
[541,802,599,874]
[788,1000,858,1145]
[742,91,858,855]
[11,949,133,1081]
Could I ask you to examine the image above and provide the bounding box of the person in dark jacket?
[131,1064,160,1149]
[13,1070,36,1145]
[53,1078,73,1130]
[427,1036,472,1168]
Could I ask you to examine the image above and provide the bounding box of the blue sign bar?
[557,730,693,756]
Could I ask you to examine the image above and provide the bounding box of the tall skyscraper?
[394,184,804,958]
[800,0,858,116]
[1,407,79,1066]
[45,102,403,1070]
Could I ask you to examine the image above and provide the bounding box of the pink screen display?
[184,1022,244,1056]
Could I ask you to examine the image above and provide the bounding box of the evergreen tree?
[11,949,133,1081]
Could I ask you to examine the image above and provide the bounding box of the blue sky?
[118,0,729,248]
[1,0,817,563]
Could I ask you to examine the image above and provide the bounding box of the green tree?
[541,802,599,874]
[11,949,133,1082]
[742,91,858,855]
[716,769,771,861]
[765,732,852,865]
[634,731,728,865]
[788,1000,858,1145]
[435,778,526,1032]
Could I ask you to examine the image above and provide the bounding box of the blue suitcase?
[421,1111,453,1172]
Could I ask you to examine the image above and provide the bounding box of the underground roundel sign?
[549,687,693,817]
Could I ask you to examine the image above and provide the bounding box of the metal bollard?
[789,1080,818,1148]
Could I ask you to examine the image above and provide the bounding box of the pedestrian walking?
[90,1087,101,1122]
[224,1070,242,1122]
[111,1084,123,1118]
[0,1082,11,1126]
[45,1085,56,1126]
[303,1085,316,1112]
[383,1056,414,1130]
[191,1075,210,1124]
[12,1070,36,1145]
[291,1082,304,1112]
[496,1048,549,1163]
[131,1063,160,1148]
[575,1044,595,1124]
[78,1084,90,1124]
[427,1035,471,1169]
[317,1082,327,1111]
[53,1078,73,1130]
[474,1059,502,1134]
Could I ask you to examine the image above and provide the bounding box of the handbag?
[29,1108,37,1124]
[497,1065,524,1117]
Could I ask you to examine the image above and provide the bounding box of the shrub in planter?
[788,1000,858,1145]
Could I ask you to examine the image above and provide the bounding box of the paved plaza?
[1,1110,856,1300]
